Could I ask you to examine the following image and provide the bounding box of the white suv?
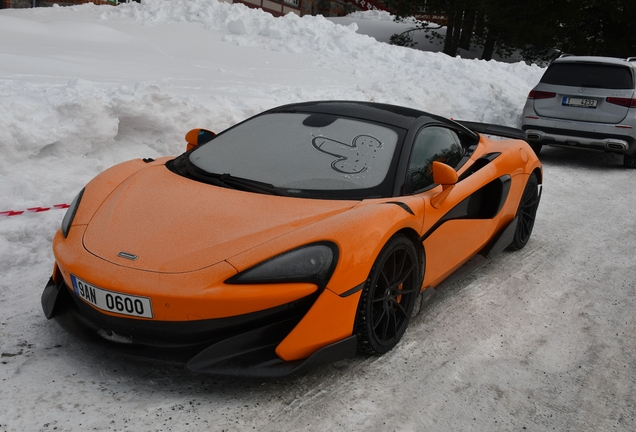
[521,56,636,168]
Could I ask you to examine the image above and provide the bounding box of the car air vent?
[459,153,501,181]
[385,201,414,215]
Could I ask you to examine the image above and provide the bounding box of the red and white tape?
[1,204,70,217]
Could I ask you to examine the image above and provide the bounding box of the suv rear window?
[540,63,634,89]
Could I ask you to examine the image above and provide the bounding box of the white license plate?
[562,97,597,108]
[70,275,153,318]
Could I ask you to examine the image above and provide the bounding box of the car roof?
[553,55,636,69]
[265,100,461,131]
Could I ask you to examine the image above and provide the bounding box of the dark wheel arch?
[354,233,422,355]
[529,142,543,156]
[508,173,540,250]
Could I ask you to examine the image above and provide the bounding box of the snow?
[327,10,526,62]
[0,2,634,431]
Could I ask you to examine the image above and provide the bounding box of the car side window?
[406,126,466,192]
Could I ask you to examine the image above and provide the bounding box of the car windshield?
[187,112,401,198]
[541,63,634,89]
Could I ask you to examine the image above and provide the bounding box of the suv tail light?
[606,97,636,107]
[528,90,556,99]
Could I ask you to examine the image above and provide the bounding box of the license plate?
[70,275,153,318]
[562,97,597,108]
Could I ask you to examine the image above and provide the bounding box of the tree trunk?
[459,8,476,50]
[481,29,496,60]
[474,5,485,38]
[450,7,464,55]
[444,3,465,57]
[443,2,457,55]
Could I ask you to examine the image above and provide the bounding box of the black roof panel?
[266,100,451,130]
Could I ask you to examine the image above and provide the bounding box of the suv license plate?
[70,274,153,318]
[562,97,597,108]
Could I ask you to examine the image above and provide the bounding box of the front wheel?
[355,234,421,355]
[509,173,540,251]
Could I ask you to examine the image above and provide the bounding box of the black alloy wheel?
[355,234,421,355]
[509,173,540,250]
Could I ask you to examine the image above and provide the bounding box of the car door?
[405,125,509,288]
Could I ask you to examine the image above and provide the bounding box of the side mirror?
[430,161,458,208]
[432,161,458,187]
[185,128,216,151]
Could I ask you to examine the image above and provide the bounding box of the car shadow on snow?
[40,244,531,398]
[48,324,375,394]
[43,252,513,397]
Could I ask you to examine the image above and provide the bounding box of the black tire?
[355,234,421,355]
[509,173,540,251]
[623,152,636,169]
[529,142,542,156]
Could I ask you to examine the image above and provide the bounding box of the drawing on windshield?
[311,134,383,174]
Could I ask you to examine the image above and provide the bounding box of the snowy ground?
[1,1,635,431]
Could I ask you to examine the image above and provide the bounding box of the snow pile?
[104,0,541,120]
[345,10,395,21]
[0,0,545,307]
[345,9,424,26]
[0,0,544,212]
[0,79,216,210]
[105,0,363,54]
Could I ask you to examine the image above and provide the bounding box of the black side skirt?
[428,215,518,296]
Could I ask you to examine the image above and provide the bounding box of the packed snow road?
[1,1,635,431]
[2,147,635,431]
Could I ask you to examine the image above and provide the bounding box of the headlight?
[227,242,338,288]
[61,188,85,238]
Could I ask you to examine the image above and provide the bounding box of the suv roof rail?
[558,53,575,58]
[627,57,636,62]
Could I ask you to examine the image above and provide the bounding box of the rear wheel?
[624,152,636,168]
[509,173,540,250]
[355,234,421,355]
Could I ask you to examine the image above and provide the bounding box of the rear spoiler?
[455,120,527,141]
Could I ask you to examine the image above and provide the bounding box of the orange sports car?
[41,101,542,377]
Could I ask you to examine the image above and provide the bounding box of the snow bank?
[103,0,543,121]
[104,0,364,55]
[0,0,544,212]
[0,79,216,210]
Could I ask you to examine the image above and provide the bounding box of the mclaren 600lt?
[42,101,542,377]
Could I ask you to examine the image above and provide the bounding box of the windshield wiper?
[174,155,282,196]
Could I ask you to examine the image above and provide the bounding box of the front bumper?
[41,277,357,377]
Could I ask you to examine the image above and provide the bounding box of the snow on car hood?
[82,165,356,273]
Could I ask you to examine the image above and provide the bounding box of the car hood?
[83,165,356,273]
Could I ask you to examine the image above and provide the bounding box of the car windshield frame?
[174,111,408,200]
